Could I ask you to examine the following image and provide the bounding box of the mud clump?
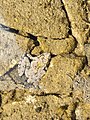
[37,35,76,55]
[39,55,85,95]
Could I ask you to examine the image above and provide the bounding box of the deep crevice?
[0,23,67,41]
[0,23,38,42]
[10,89,16,100]
[69,36,78,54]
[84,55,88,66]
[61,0,81,54]
[0,64,18,78]
[51,53,57,58]
[50,37,68,40]
[27,33,37,40]
[61,0,72,35]
[0,95,2,107]
[71,102,78,120]
[8,74,17,84]
[0,23,40,55]
[60,104,69,110]
[31,92,61,98]
[0,23,19,34]
[79,56,88,73]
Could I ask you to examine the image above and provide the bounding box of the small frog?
[18,52,51,88]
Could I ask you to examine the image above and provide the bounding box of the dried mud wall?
[0,0,90,120]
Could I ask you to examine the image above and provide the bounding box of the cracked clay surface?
[0,0,90,120]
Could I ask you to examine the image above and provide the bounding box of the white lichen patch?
[18,52,51,87]
[73,74,90,103]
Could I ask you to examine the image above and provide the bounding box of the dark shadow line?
[0,64,18,78]
[0,23,38,42]
[60,0,72,35]
[82,18,90,24]
[30,92,62,98]
[8,74,17,84]
[0,23,19,34]
[0,23,69,41]
[0,94,2,107]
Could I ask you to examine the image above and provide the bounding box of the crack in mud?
[61,0,79,53]
[31,92,62,98]
[61,0,89,72]
[71,102,78,120]
[0,23,68,41]
[61,0,72,35]
[0,23,38,41]
[0,64,18,78]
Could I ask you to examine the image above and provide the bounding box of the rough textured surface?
[38,35,76,55]
[0,0,90,119]
[73,74,90,103]
[62,0,90,55]
[0,0,69,39]
[0,91,73,120]
[39,55,85,95]
[0,13,30,77]
[0,27,25,77]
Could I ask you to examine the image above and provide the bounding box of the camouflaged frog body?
[18,53,51,87]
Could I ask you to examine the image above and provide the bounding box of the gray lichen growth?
[73,74,90,103]
[18,52,51,88]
